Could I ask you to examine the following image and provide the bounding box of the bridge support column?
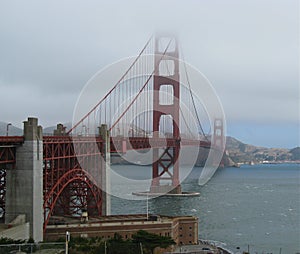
[99,124,111,215]
[213,118,225,167]
[150,35,182,194]
[5,117,43,242]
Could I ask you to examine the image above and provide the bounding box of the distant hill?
[225,136,299,164]
[0,121,73,136]
[290,147,300,161]
[0,122,22,136]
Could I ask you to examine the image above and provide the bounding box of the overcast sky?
[0,0,299,148]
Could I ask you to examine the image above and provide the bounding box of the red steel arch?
[43,168,102,231]
[43,135,105,232]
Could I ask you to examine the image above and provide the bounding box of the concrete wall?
[0,222,30,240]
[5,118,43,242]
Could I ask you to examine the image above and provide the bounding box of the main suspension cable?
[68,35,154,134]
[180,45,209,141]
[109,38,174,132]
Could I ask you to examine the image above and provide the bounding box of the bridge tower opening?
[151,36,182,194]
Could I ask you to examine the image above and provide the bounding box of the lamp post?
[6,123,12,136]
[65,231,70,254]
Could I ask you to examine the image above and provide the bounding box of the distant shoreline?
[235,161,300,167]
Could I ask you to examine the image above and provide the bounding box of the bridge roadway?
[0,135,211,165]
[0,136,24,165]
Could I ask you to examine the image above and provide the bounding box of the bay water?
[110,164,300,253]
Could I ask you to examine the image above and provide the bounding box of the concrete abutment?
[4,118,112,242]
[5,117,43,242]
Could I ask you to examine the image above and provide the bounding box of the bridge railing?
[0,136,24,144]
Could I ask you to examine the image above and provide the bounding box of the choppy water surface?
[111,164,300,253]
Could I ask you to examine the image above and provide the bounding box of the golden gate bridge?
[0,35,225,240]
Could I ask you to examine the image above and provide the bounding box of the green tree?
[132,230,175,254]
[107,233,127,254]
[92,233,137,254]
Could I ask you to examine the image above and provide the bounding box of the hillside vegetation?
[225,136,299,164]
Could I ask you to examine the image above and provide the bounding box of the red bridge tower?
[151,36,181,194]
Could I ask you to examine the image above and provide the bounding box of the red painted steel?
[0,169,5,219]
[43,168,102,233]
[111,137,210,152]
[151,36,181,193]
[213,119,224,150]
[0,136,24,144]
[213,118,225,167]
[43,136,103,231]
[0,137,24,219]
[0,134,215,235]
[0,134,212,225]
[0,147,16,165]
